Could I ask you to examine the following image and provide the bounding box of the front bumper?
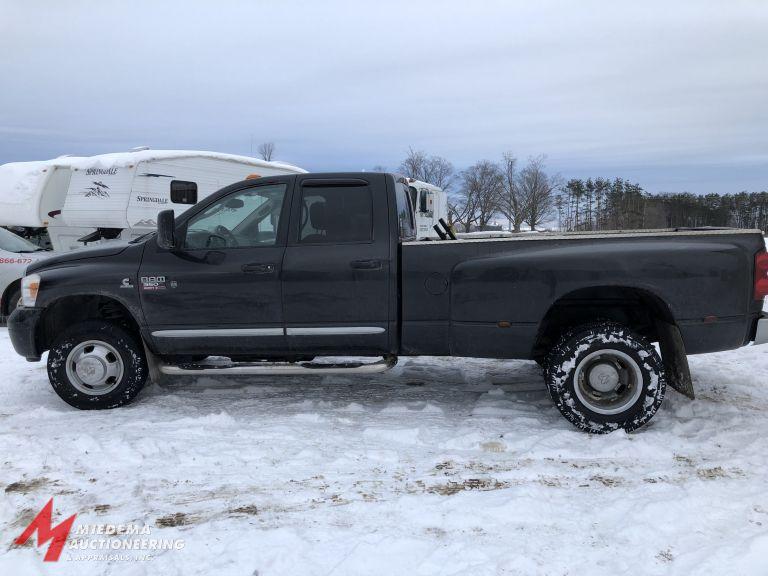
[7,307,44,361]
[755,315,768,346]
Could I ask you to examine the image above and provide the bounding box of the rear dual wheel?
[545,322,666,433]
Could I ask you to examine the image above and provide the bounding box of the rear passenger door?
[281,175,392,355]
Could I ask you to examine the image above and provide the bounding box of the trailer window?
[171,180,198,205]
[299,185,373,244]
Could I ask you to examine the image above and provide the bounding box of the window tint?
[299,185,373,244]
[171,180,198,205]
[184,183,287,249]
[395,179,415,240]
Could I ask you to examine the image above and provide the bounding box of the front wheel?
[545,322,666,433]
[47,321,148,409]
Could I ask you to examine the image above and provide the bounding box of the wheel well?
[36,295,142,352]
[533,286,676,360]
[1,278,21,316]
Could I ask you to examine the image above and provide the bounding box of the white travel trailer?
[0,150,306,251]
[406,179,449,240]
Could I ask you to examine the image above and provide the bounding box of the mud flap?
[656,321,694,399]
[142,340,170,387]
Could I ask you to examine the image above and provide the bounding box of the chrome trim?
[286,327,386,336]
[65,340,124,395]
[403,228,765,247]
[573,349,643,415]
[152,326,387,338]
[159,356,397,376]
[152,328,284,338]
[754,317,768,346]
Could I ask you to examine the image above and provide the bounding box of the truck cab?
[140,173,413,358]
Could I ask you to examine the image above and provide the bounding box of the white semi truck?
[406,179,449,240]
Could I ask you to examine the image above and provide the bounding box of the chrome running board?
[158,355,397,376]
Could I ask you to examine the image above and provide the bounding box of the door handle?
[242,263,275,274]
[350,259,382,270]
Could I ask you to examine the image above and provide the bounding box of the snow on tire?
[47,320,148,410]
[545,321,666,433]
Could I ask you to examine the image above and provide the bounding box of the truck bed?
[400,228,765,359]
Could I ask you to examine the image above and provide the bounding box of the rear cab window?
[298,182,373,244]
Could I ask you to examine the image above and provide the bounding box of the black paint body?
[10,173,766,362]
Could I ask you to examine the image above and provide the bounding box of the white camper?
[0,150,306,251]
[406,179,449,240]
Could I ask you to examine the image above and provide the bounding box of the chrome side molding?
[152,326,387,338]
[152,328,284,338]
[286,327,385,336]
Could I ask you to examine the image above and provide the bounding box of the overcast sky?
[1,0,766,193]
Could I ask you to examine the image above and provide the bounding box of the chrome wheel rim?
[65,340,124,395]
[573,349,643,415]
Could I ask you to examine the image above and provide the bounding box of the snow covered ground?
[1,324,767,575]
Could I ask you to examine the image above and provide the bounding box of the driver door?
[139,178,294,357]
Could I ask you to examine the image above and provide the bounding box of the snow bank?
[1,328,767,574]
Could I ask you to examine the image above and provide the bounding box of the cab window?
[299,185,372,244]
[184,183,287,249]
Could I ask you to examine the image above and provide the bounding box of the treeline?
[395,148,768,233]
[396,149,558,232]
[558,178,768,232]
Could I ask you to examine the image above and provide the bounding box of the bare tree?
[498,152,527,232]
[425,156,455,193]
[450,160,503,232]
[399,148,428,180]
[398,147,455,193]
[257,141,275,161]
[519,155,560,231]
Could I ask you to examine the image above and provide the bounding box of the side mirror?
[157,209,176,250]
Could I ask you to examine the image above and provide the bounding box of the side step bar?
[158,355,398,376]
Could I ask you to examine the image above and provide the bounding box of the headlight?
[21,274,41,307]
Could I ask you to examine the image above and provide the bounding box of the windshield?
[0,227,44,253]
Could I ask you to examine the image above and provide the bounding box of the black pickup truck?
[8,172,768,432]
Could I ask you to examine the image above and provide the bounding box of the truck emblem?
[120,278,133,288]
[140,276,166,290]
[83,181,110,198]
